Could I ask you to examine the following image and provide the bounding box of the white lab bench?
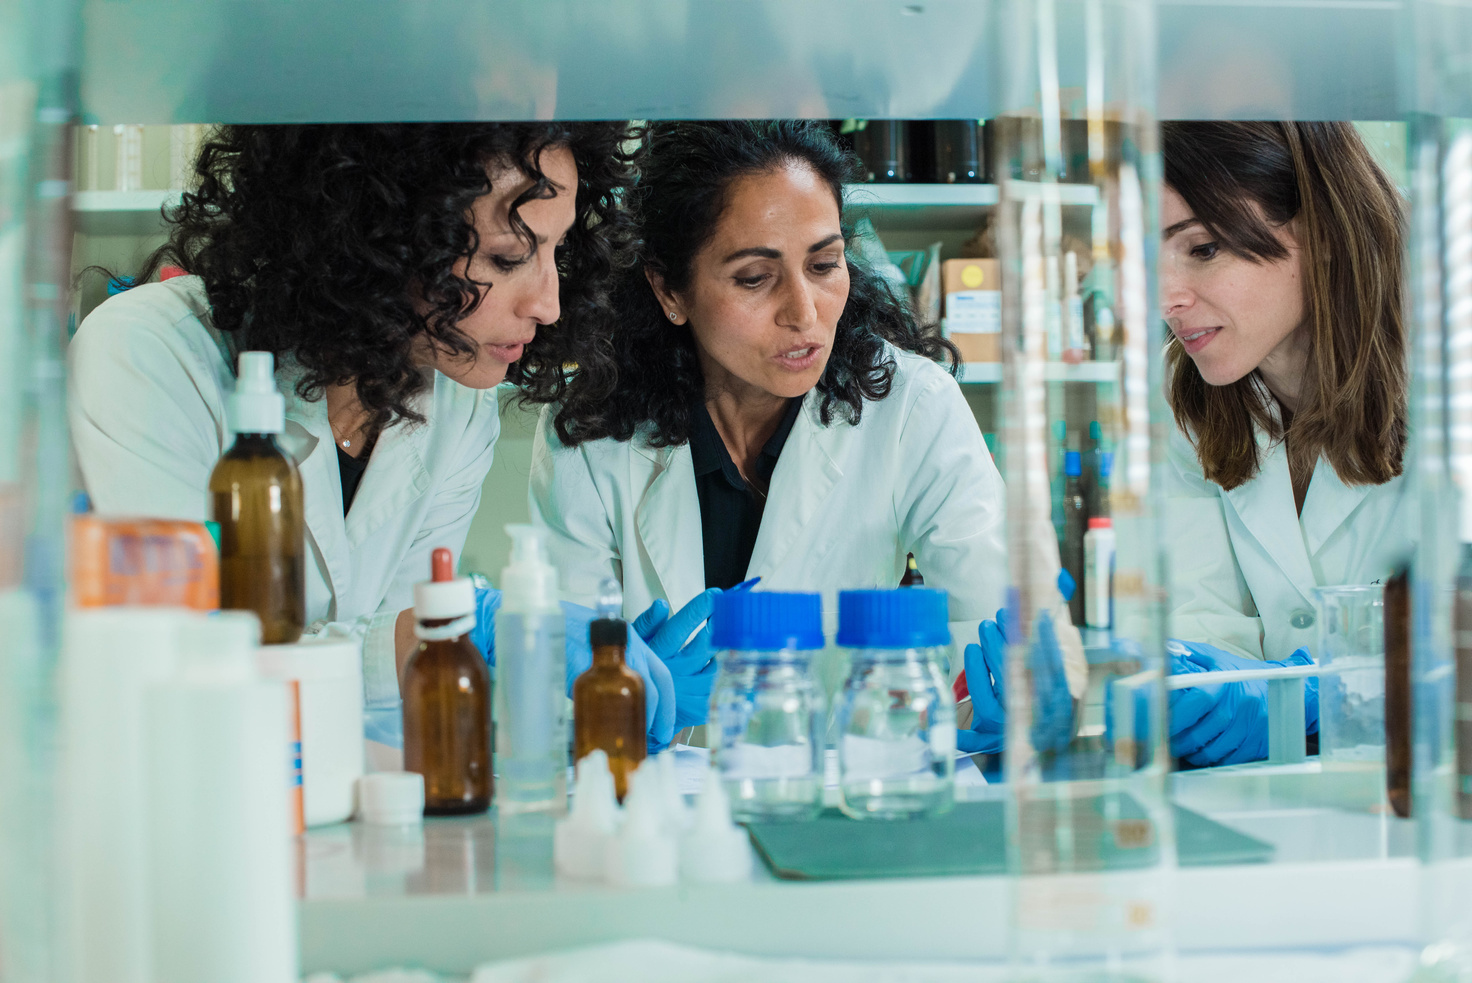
[298,762,1427,978]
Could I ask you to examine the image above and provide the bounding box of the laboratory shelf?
[297,776,1421,976]
[843,182,1096,233]
[72,189,179,235]
[957,360,1120,385]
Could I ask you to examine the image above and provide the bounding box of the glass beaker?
[1313,585,1386,768]
[833,588,956,820]
[710,591,825,823]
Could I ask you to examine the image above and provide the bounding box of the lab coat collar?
[1221,421,1318,609]
[745,390,847,580]
[1298,456,1373,557]
[633,437,706,613]
[276,362,432,613]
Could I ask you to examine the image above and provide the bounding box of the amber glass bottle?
[403,548,492,815]
[209,352,305,643]
[573,580,645,801]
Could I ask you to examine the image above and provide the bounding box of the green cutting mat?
[745,799,1272,881]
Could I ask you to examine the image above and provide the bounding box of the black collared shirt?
[337,445,370,515]
[689,397,803,589]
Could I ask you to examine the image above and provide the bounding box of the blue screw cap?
[712,590,824,651]
[837,588,951,649]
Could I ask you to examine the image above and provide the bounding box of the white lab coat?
[529,345,1087,699]
[1167,410,1415,663]
[68,276,502,705]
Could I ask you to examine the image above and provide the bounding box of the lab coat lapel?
[1222,433,1318,606]
[1298,458,1372,558]
[280,386,351,615]
[746,394,846,579]
[345,393,431,551]
[634,440,706,611]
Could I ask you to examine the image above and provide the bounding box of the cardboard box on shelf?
[943,258,1001,363]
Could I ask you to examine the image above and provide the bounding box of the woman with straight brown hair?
[1155,121,1413,766]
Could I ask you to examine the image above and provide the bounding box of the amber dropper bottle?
[209,351,305,643]
[403,547,492,815]
[573,578,646,801]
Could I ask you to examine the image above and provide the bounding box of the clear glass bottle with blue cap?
[709,591,825,822]
[833,588,956,820]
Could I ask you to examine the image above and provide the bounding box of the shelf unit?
[842,182,1096,232]
[72,189,179,236]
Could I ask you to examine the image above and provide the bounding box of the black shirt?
[690,397,803,589]
[337,445,370,514]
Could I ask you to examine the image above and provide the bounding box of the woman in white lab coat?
[530,120,1086,738]
[70,122,637,709]
[1159,121,1410,765]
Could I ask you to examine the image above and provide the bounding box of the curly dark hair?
[547,119,958,448]
[127,122,638,430]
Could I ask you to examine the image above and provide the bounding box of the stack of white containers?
[60,607,298,983]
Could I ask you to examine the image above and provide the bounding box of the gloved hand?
[957,607,1074,755]
[632,588,722,731]
[563,601,677,752]
[1168,640,1319,767]
[468,582,501,666]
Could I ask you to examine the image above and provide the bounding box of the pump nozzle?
[500,524,559,612]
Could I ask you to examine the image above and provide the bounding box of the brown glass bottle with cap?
[403,547,492,815]
[209,351,305,643]
[572,579,645,801]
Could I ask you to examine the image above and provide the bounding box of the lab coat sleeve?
[1165,428,1264,660]
[893,368,1087,700]
[310,387,501,706]
[528,405,621,609]
[68,301,225,520]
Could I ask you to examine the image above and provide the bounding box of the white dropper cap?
[413,547,475,622]
[500,524,559,613]
[654,752,692,835]
[227,351,286,435]
[680,765,753,884]
[606,759,677,888]
[554,750,622,881]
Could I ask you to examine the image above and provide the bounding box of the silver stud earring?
[668,311,677,321]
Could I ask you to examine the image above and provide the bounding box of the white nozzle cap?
[655,752,692,835]
[357,772,425,825]
[680,766,753,884]
[228,351,286,435]
[606,760,677,888]
[554,750,622,881]
[500,524,559,612]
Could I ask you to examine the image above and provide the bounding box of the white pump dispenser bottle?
[493,523,567,814]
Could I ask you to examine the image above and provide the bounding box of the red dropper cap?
[431,547,455,582]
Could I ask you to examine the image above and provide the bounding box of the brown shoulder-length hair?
[1162,121,1406,491]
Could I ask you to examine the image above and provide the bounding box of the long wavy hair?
[546,119,958,448]
[1162,121,1405,490]
[128,122,637,431]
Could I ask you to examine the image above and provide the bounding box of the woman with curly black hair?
[531,120,1086,740]
[68,122,662,723]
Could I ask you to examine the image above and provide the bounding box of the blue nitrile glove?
[468,582,501,666]
[957,607,1074,755]
[563,601,677,753]
[632,587,722,731]
[1167,640,1319,767]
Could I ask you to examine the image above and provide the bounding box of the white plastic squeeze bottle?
[493,524,567,814]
